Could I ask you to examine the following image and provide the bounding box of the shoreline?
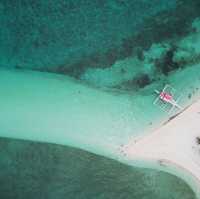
[119,97,200,196]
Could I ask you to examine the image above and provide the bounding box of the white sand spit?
[121,99,200,196]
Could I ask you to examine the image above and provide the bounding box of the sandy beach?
[121,98,200,195]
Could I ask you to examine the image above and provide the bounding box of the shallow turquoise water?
[0,138,196,199]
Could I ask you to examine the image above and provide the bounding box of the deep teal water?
[1,0,199,80]
[0,0,176,71]
[0,138,196,199]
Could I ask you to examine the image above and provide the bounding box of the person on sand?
[196,137,200,145]
[118,144,127,156]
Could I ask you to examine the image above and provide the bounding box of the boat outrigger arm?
[153,84,183,113]
[154,89,182,110]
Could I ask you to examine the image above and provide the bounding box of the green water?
[0,138,196,199]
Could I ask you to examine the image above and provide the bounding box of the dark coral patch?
[155,47,180,75]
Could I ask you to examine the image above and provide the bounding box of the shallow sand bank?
[0,69,160,157]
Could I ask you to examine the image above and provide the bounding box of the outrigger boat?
[153,84,182,113]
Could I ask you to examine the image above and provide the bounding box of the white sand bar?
[122,99,200,196]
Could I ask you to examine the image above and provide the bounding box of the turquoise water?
[1,0,200,198]
[0,138,196,199]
